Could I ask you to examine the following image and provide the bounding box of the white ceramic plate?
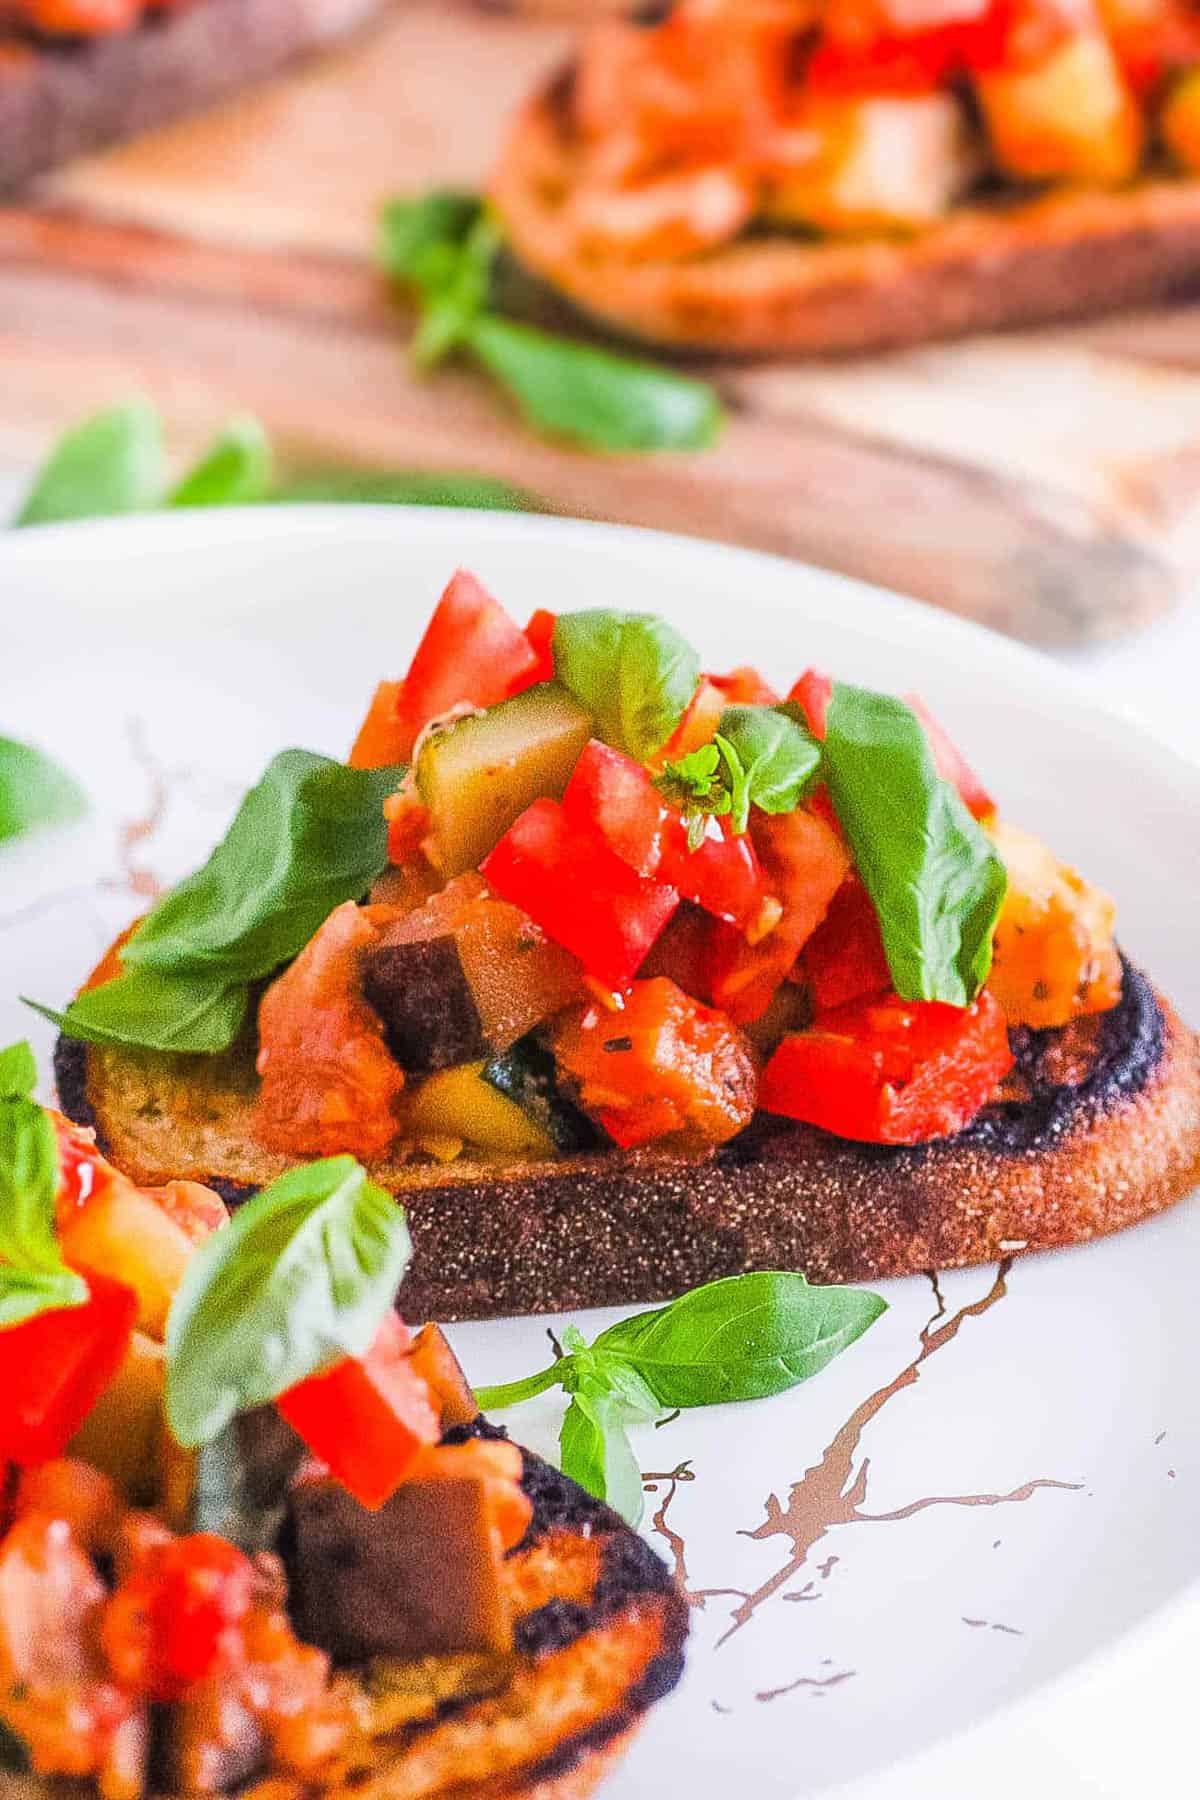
[1,510,1197,1800]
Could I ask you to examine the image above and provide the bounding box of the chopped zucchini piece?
[417,682,592,876]
[403,1061,557,1158]
[483,1036,602,1154]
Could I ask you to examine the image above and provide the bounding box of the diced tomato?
[525,609,557,684]
[102,1534,255,1701]
[253,901,406,1160]
[481,798,679,990]
[708,666,781,706]
[349,572,541,768]
[52,1116,115,1221]
[554,977,757,1150]
[411,1439,531,1553]
[788,668,832,739]
[806,0,1005,94]
[383,783,432,866]
[653,678,728,767]
[798,877,892,1011]
[905,694,995,821]
[988,821,1121,1028]
[638,903,717,997]
[0,1270,137,1468]
[563,739,768,929]
[709,806,850,1023]
[762,988,1012,1144]
[277,1312,441,1512]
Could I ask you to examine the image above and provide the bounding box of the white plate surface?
[1,510,1197,1799]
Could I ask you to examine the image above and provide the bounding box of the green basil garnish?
[28,967,250,1056]
[15,400,164,528]
[474,1271,886,1525]
[0,1041,37,1100]
[714,704,822,830]
[378,187,726,454]
[0,737,87,845]
[165,1155,412,1448]
[0,1076,88,1328]
[169,416,274,510]
[553,610,700,763]
[822,684,1007,1005]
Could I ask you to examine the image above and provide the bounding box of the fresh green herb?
[169,416,274,509]
[473,1272,886,1525]
[30,750,400,1054]
[165,1155,412,1448]
[0,737,87,845]
[0,1041,36,1100]
[0,1071,88,1327]
[553,610,700,763]
[822,684,1007,1005]
[655,737,742,850]
[715,703,822,830]
[378,188,725,454]
[269,469,530,511]
[15,400,164,527]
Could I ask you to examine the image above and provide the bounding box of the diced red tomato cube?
[524,609,557,684]
[102,1534,256,1701]
[349,572,541,767]
[652,678,727,766]
[554,977,757,1149]
[788,668,832,740]
[0,1269,137,1468]
[798,877,891,1011]
[277,1312,441,1512]
[904,694,996,821]
[481,798,679,990]
[761,988,1012,1145]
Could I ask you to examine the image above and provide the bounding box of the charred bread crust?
[54,957,1200,1319]
[0,0,383,193]
[491,74,1200,354]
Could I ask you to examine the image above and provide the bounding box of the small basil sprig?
[378,190,724,454]
[168,415,274,509]
[165,1155,412,1448]
[0,736,88,846]
[474,1272,886,1526]
[553,609,700,763]
[0,1044,89,1327]
[655,704,822,843]
[15,400,165,527]
[29,750,401,1054]
[823,684,1007,1005]
[655,736,744,850]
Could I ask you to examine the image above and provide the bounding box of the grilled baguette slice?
[490,72,1200,354]
[55,957,1200,1322]
[0,0,382,194]
[1,1417,689,1800]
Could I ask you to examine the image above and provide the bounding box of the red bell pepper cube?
[277,1311,441,1511]
[563,739,767,929]
[798,878,892,1012]
[761,988,1013,1145]
[904,694,996,821]
[481,797,680,990]
[0,1267,137,1467]
[525,608,557,684]
[349,571,541,767]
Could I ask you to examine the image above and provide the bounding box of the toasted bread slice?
[0,0,382,194]
[55,956,1200,1321]
[1,1418,687,1800]
[491,72,1200,354]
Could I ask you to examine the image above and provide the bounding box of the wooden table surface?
[4,0,1200,645]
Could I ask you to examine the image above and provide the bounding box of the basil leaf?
[715,704,822,831]
[473,1361,567,1412]
[0,1095,64,1272]
[554,610,700,762]
[378,190,485,293]
[823,685,1007,1005]
[466,315,724,453]
[165,1155,412,1448]
[0,738,88,845]
[0,1041,36,1100]
[169,416,273,509]
[16,400,164,527]
[0,1264,88,1329]
[594,1271,886,1407]
[559,1385,645,1528]
[411,217,501,369]
[121,750,401,982]
[28,968,249,1055]
[270,469,530,511]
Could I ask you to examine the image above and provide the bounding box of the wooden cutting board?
[4,0,1200,645]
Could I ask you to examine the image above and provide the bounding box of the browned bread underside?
[491,75,1200,354]
[0,0,383,193]
[55,959,1200,1321]
[8,1421,688,1800]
